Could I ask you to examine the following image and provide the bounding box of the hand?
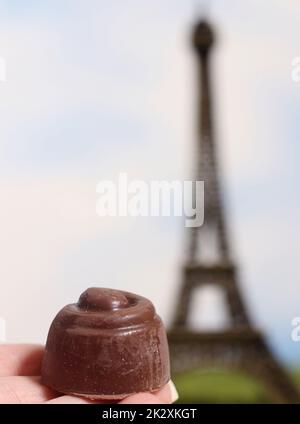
[0,344,178,404]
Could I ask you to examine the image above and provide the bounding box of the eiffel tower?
[168,19,300,403]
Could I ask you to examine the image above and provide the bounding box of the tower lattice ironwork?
[168,20,300,403]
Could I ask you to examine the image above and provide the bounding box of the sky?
[0,0,299,366]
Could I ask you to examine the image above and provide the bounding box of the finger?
[119,381,179,404]
[157,381,179,403]
[46,395,107,404]
[0,344,44,377]
[119,393,164,404]
[0,376,57,404]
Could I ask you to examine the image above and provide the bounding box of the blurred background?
[0,0,299,402]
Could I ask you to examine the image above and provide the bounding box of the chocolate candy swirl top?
[55,287,156,330]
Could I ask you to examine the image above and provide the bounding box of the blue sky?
[0,0,299,366]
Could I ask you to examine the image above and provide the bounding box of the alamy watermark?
[96,173,204,227]
[291,317,300,342]
[0,57,7,82]
[291,57,300,82]
[0,317,6,342]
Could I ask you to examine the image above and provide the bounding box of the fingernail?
[168,380,179,403]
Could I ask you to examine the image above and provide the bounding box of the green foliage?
[173,369,300,404]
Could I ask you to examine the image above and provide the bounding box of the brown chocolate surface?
[41,288,170,399]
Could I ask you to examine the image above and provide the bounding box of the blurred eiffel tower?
[168,19,300,403]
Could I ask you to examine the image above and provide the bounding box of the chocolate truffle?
[41,288,170,399]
